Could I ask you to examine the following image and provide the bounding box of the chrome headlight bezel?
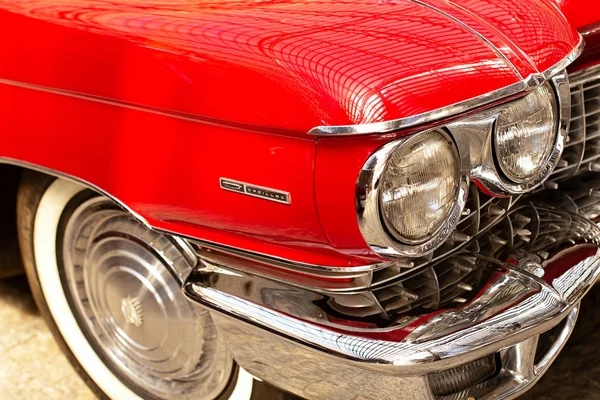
[356,129,470,259]
[379,129,462,245]
[356,71,570,259]
[493,83,559,184]
[466,71,569,194]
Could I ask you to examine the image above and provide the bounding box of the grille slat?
[330,185,510,321]
[552,66,600,179]
[330,195,597,325]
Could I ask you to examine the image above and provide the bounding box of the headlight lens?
[494,83,558,183]
[380,130,460,244]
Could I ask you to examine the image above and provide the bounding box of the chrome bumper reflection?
[183,188,600,400]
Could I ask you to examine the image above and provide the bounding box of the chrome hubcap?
[60,195,234,399]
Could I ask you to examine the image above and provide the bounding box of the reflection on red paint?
[0,0,584,266]
[0,0,572,134]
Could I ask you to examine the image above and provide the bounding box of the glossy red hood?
[561,0,600,31]
[0,0,580,134]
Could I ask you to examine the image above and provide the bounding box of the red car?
[1,0,600,399]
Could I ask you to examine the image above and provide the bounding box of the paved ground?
[0,275,95,400]
[0,273,598,400]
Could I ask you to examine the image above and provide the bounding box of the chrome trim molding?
[581,22,600,37]
[184,193,600,399]
[167,234,390,283]
[308,80,530,136]
[187,242,381,292]
[409,0,525,80]
[188,239,385,274]
[308,37,583,136]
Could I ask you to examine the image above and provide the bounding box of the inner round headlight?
[380,130,460,244]
[494,83,558,183]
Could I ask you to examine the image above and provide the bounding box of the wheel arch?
[1,158,150,222]
[0,158,149,279]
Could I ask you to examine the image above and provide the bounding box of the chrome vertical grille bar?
[554,65,600,179]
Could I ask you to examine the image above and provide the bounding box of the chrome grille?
[405,185,515,272]
[338,184,518,317]
[328,185,520,320]
[544,174,600,221]
[428,354,499,397]
[330,250,489,321]
[552,64,600,181]
[329,197,597,323]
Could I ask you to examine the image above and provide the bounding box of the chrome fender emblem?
[220,178,291,204]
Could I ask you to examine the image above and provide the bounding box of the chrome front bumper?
[183,190,600,400]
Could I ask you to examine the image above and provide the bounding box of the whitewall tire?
[16,173,268,400]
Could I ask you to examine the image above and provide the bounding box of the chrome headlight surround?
[465,70,570,194]
[356,129,470,258]
[493,83,559,184]
[356,70,570,259]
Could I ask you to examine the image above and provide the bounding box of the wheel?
[16,172,285,400]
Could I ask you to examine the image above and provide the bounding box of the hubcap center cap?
[121,295,143,328]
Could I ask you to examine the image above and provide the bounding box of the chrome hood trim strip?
[409,0,525,80]
[308,38,584,136]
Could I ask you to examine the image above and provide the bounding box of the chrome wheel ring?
[58,194,235,399]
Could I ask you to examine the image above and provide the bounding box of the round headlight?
[494,83,558,183]
[380,130,461,244]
